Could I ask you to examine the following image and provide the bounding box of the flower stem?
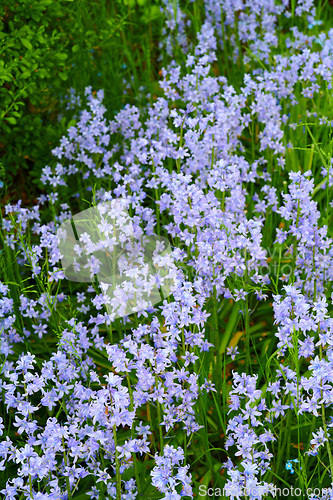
[113,424,122,500]
[127,374,141,495]
[62,437,72,499]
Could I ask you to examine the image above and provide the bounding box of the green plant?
[0,0,164,199]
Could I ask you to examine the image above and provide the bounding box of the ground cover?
[1,0,333,498]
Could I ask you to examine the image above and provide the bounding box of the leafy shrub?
[0,0,72,182]
[0,0,163,195]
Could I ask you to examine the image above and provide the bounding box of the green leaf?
[6,117,16,124]
[21,70,31,79]
[0,75,12,82]
[146,5,161,21]
[72,44,80,53]
[21,38,32,50]
[31,13,42,22]
[56,53,67,60]
[218,303,239,355]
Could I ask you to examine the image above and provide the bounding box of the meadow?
[1,0,333,498]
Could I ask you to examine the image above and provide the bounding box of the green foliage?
[0,0,163,193]
[0,0,70,181]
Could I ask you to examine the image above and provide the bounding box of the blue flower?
[285,461,294,473]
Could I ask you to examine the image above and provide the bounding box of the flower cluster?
[1,0,333,497]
